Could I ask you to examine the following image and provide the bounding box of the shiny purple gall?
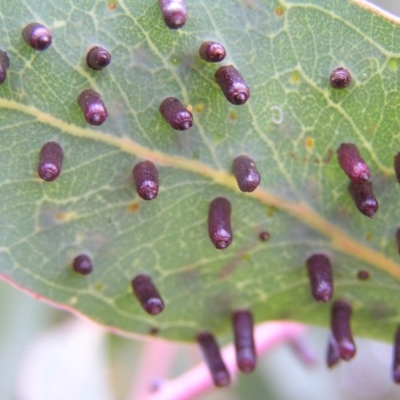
[22,23,52,51]
[131,275,164,315]
[77,89,108,126]
[208,197,232,250]
[215,65,250,105]
[132,161,159,201]
[38,141,64,182]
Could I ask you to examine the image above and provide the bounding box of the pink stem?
[145,321,307,400]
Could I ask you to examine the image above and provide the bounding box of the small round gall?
[22,23,52,51]
[232,155,261,192]
[37,141,64,182]
[158,0,187,29]
[86,46,112,70]
[199,41,226,63]
[330,67,351,89]
[72,254,93,275]
[77,89,108,126]
[215,65,250,105]
[159,97,193,131]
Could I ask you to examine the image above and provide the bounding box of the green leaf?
[1,0,400,343]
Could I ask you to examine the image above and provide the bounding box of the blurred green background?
[2,1,400,399]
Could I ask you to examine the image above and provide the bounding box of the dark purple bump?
[196,332,231,387]
[259,231,271,241]
[72,254,93,275]
[357,270,370,280]
[232,310,256,373]
[38,141,64,182]
[394,152,400,184]
[158,0,187,29]
[337,143,370,183]
[208,197,232,250]
[306,253,333,303]
[215,65,250,105]
[132,161,159,201]
[0,50,10,84]
[199,41,226,63]
[392,326,400,383]
[348,181,378,218]
[131,275,164,315]
[86,46,112,70]
[159,97,193,131]
[232,155,261,192]
[331,300,356,361]
[330,67,351,89]
[396,228,400,255]
[77,89,108,126]
[326,335,340,368]
[22,23,52,51]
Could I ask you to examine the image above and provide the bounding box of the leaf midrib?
[3,97,400,280]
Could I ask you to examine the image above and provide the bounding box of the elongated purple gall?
[86,46,111,70]
[337,143,370,183]
[394,152,400,184]
[306,253,333,303]
[0,50,10,84]
[158,0,187,29]
[22,23,52,51]
[199,41,226,63]
[132,161,159,201]
[77,89,108,126]
[38,141,63,182]
[196,332,230,387]
[392,326,400,383]
[208,197,232,250]
[159,97,193,131]
[331,300,356,361]
[348,181,378,218]
[232,310,256,373]
[215,65,250,105]
[131,275,164,315]
[72,254,93,275]
[232,155,261,192]
[326,335,340,368]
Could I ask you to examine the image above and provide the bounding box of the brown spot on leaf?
[357,270,370,280]
[127,202,139,213]
[108,1,117,9]
[94,283,104,292]
[275,5,285,17]
[229,111,238,121]
[323,148,333,164]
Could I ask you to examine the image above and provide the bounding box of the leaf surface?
[1,0,400,342]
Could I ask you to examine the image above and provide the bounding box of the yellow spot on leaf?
[195,104,204,113]
[305,137,314,149]
[290,71,301,84]
[55,211,78,222]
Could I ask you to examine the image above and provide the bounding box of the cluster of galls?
[4,2,400,389]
